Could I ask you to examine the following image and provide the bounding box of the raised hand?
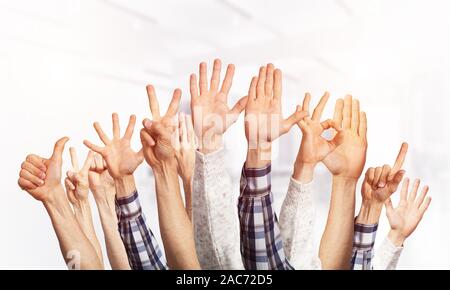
[18,137,69,202]
[385,178,431,246]
[64,147,103,266]
[141,85,201,269]
[18,138,103,269]
[173,112,196,220]
[190,59,247,153]
[356,142,408,225]
[140,85,181,168]
[322,96,367,180]
[244,64,308,168]
[361,143,408,204]
[293,92,341,182]
[64,148,94,205]
[84,113,143,179]
[88,153,115,202]
[174,112,196,183]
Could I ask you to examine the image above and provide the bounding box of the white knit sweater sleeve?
[373,236,403,270]
[192,148,243,270]
[279,177,322,270]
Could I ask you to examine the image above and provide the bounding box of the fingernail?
[40,180,45,185]
[40,173,46,179]
[378,182,385,188]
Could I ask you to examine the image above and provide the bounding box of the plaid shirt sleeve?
[238,164,294,270]
[116,191,168,270]
[350,222,378,270]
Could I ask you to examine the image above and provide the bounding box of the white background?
[0,0,449,269]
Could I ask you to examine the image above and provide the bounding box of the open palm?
[190,59,247,141]
[84,113,143,179]
[244,64,307,148]
[386,178,431,240]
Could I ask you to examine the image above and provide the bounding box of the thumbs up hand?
[18,137,69,202]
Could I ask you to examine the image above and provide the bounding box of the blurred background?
[0,0,449,269]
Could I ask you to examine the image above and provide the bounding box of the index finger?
[390,142,408,179]
[69,147,79,171]
[146,85,161,120]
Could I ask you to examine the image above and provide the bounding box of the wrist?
[388,230,406,247]
[245,147,272,169]
[153,159,178,179]
[199,134,223,154]
[43,184,74,218]
[292,161,316,183]
[356,201,383,225]
[113,175,136,199]
[73,199,91,218]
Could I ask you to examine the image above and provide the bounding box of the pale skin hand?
[293,92,341,183]
[84,113,144,198]
[322,95,367,179]
[357,143,408,224]
[88,153,131,270]
[140,85,200,270]
[88,154,115,204]
[64,148,103,267]
[141,85,180,167]
[190,59,247,154]
[18,137,102,269]
[244,64,308,168]
[174,112,196,220]
[319,96,367,270]
[385,178,431,247]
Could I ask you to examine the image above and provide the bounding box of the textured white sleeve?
[192,148,243,270]
[373,236,403,270]
[279,177,322,270]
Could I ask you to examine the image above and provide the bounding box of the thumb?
[385,198,395,216]
[226,96,248,129]
[321,119,342,132]
[51,137,70,162]
[282,110,309,135]
[136,147,144,163]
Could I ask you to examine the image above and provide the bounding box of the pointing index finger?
[389,142,408,180]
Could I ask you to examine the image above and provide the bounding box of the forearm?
[116,177,167,270]
[94,194,130,270]
[182,179,193,221]
[356,201,383,225]
[73,199,104,267]
[239,163,293,270]
[193,149,243,270]
[319,176,357,269]
[44,185,103,269]
[154,160,200,270]
[280,163,321,269]
[372,234,403,270]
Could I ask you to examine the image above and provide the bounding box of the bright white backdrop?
[0,0,449,269]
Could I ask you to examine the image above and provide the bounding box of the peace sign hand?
[140,85,181,169]
[64,148,94,205]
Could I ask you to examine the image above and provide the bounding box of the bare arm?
[320,96,368,269]
[18,137,102,269]
[141,85,200,269]
[89,153,130,270]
